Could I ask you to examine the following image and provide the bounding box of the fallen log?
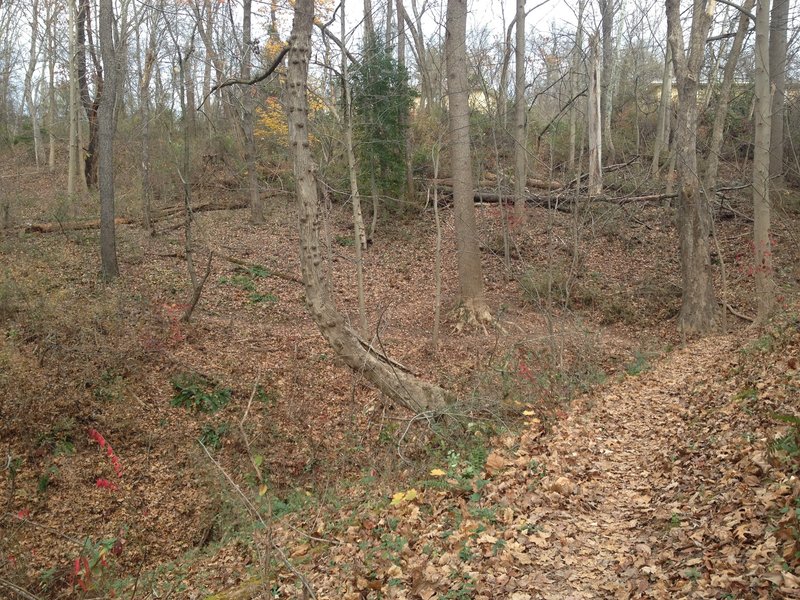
[22,199,255,235]
[24,216,136,234]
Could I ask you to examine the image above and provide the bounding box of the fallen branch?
[23,198,266,235]
[214,251,304,285]
[721,302,755,322]
[181,252,214,323]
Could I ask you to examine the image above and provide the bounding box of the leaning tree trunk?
[446,0,491,327]
[753,0,776,321]
[667,0,717,334]
[285,0,449,412]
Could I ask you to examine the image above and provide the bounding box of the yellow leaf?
[430,468,446,477]
[522,410,536,416]
[258,484,268,497]
[390,488,419,506]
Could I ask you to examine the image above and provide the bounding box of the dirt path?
[472,336,737,600]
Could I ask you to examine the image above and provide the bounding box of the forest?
[1,0,800,597]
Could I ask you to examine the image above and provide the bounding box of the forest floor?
[1,150,800,599]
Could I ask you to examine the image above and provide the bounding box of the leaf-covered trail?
[511,339,722,599]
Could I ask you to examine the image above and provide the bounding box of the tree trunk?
[397,0,415,203]
[342,0,368,333]
[667,0,717,334]
[651,45,672,175]
[753,0,776,321]
[598,0,616,163]
[513,0,528,225]
[140,8,158,234]
[446,0,491,327]
[242,0,264,224]
[588,35,602,196]
[78,0,102,189]
[98,0,118,280]
[68,0,79,198]
[567,0,586,175]
[704,0,754,191]
[768,0,789,184]
[47,0,57,172]
[286,0,449,412]
[24,0,42,168]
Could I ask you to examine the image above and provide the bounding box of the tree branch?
[198,45,290,110]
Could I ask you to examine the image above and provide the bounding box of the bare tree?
[666,0,717,334]
[286,0,450,412]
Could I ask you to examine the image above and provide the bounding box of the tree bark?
[753,0,776,321]
[286,0,449,412]
[768,0,789,184]
[666,0,717,334]
[446,0,491,327]
[77,0,102,189]
[98,0,118,279]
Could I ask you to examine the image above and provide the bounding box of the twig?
[1,512,83,545]
[0,578,42,600]
[238,377,264,485]
[721,302,755,322]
